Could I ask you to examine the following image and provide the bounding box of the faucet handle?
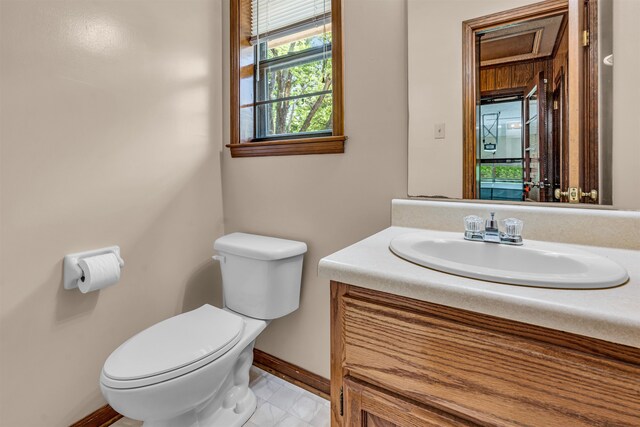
[464,215,483,233]
[502,218,524,237]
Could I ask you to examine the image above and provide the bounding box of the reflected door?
[524,72,548,202]
[552,70,568,200]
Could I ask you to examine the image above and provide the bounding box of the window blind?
[251,0,331,40]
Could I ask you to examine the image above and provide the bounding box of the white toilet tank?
[214,233,307,320]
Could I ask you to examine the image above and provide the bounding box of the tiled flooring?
[111,366,330,427]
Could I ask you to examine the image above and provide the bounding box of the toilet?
[99,233,307,427]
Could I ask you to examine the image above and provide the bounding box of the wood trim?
[343,377,363,426]
[462,22,476,199]
[228,135,346,157]
[230,0,240,148]
[464,0,568,30]
[551,13,569,58]
[481,56,553,71]
[582,0,599,202]
[462,0,569,199]
[69,404,122,427]
[330,0,344,137]
[567,0,584,189]
[229,0,346,158]
[330,280,348,427]
[556,68,570,190]
[253,348,330,400]
[480,87,527,98]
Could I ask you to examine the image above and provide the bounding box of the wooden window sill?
[227,135,347,158]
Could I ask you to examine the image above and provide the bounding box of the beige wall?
[221,0,409,378]
[612,0,640,210]
[407,0,640,210]
[0,1,225,426]
[406,0,540,199]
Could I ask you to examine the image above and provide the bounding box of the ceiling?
[479,14,565,67]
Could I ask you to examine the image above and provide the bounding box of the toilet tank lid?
[214,233,307,260]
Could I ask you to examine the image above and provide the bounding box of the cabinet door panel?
[342,296,640,427]
[343,377,475,427]
[365,414,397,427]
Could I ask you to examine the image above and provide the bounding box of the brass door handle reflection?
[525,180,549,189]
[555,188,598,202]
[554,189,569,200]
[581,189,598,201]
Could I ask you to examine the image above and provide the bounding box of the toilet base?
[141,343,258,427]
[142,391,257,427]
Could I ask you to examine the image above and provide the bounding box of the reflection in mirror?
[467,1,608,204]
[478,99,525,201]
[406,0,639,209]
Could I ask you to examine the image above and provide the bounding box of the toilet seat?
[101,305,244,389]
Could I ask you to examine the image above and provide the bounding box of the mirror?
[407,0,638,209]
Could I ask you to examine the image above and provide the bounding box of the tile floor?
[111,366,330,427]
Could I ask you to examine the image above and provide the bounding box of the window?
[229,0,345,157]
[255,26,333,140]
[477,98,525,201]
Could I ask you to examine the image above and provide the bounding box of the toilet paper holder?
[63,246,125,290]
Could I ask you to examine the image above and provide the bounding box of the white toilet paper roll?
[77,253,121,293]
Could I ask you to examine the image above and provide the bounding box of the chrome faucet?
[483,212,501,243]
[464,212,523,246]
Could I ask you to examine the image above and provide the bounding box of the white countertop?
[318,226,640,348]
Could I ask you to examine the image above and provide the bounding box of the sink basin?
[389,232,629,289]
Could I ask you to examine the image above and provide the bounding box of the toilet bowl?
[100,233,307,427]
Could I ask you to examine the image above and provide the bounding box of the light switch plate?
[434,123,445,139]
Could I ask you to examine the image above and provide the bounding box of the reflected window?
[477,98,524,201]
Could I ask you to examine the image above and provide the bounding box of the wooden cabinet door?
[341,295,640,427]
[332,283,640,427]
[342,378,476,427]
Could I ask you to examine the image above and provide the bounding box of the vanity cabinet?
[330,281,640,427]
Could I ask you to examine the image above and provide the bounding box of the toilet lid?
[102,305,244,385]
